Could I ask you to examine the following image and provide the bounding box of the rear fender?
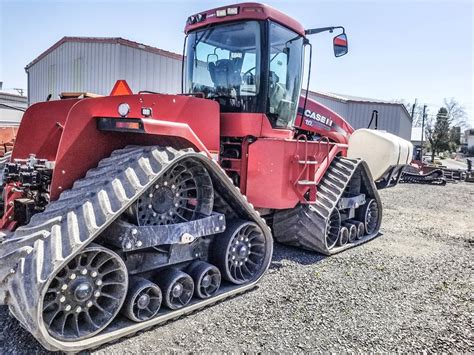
[38,94,218,200]
[12,99,79,161]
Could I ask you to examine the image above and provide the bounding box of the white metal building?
[26,37,412,140]
[25,37,183,105]
[463,129,474,150]
[304,91,412,141]
[0,92,27,126]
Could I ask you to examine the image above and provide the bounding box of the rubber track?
[400,169,447,185]
[273,157,382,255]
[0,146,272,352]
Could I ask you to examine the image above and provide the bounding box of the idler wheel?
[357,199,380,235]
[214,221,270,285]
[42,245,128,341]
[337,226,349,246]
[187,261,221,299]
[344,223,358,243]
[354,221,365,240]
[122,277,162,322]
[128,159,213,226]
[325,209,341,250]
[157,269,194,310]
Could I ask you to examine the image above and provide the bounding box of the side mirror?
[333,33,348,57]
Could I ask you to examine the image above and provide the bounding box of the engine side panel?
[245,138,347,209]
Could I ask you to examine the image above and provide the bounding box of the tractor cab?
[184,4,306,129]
[184,3,349,138]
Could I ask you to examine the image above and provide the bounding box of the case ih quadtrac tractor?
[0,3,412,351]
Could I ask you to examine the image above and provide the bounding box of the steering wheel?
[242,66,256,84]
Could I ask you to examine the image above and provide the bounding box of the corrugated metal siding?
[27,41,182,104]
[119,45,181,94]
[306,91,411,140]
[0,94,28,109]
[398,110,412,141]
[307,92,349,118]
[347,103,399,132]
[0,109,23,126]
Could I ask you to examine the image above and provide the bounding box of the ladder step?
[297,180,317,186]
[298,160,319,165]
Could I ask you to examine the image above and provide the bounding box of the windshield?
[185,21,262,112]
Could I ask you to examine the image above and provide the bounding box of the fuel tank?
[347,128,413,180]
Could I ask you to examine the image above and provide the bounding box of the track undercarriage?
[0,146,273,352]
[273,157,383,255]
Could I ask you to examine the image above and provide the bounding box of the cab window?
[267,22,304,128]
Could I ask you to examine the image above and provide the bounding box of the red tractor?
[0,3,411,351]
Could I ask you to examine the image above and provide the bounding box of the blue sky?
[1,0,473,125]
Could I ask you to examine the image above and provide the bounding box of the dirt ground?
[0,182,472,353]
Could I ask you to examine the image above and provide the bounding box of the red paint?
[0,184,23,230]
[220,113,292,139]
[3,4,359,228]
[3,92,352,224]
[8,94,219,203]
[185,2,306,37]
[295,96,354,144]
[12,99,78,161]
[246,138,346,209]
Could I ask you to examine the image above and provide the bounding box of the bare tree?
[400,100,429,127]
[443,98,468,128]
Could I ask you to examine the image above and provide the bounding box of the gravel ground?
[0,182,472,353]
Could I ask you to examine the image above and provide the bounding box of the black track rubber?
[0,146,273,352]
[400,168,447,185]
[272,157,382,255]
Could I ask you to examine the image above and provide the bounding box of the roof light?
[226,7,239,15]
[216,9,227,17]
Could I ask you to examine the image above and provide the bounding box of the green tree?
[426,107,450,162]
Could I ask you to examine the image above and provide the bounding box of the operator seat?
[208,59,242,89]
[268,71,294,127]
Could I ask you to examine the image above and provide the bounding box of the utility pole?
[420,104,427,162]
[14,88,25,96]
[411,99,417,119]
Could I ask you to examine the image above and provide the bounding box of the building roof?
[25,36,183,70]
[0,92,28,110]
[0,92,28,102]
[305,89,412,120]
